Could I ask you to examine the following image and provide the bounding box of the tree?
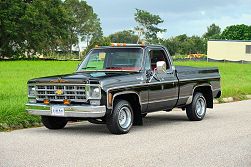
[0,0,27,58]
[134,9,166,44]
[82,36,111,57]
[186,36,206,54]
[108,30,138,43]
[64,0,102,55]
[162,38,178,56]
[203,23,221,39]
[175,34,189,54]
[82,13,103,46]
[162,35,206,55]
[0,0,103,58]
[20,0,72,56]
[221,24,251,40]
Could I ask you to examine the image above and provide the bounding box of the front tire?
[186,92,207,121]
[41,116,68,129]
[106,100,134,134]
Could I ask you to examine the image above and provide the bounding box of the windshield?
[78,48,143,72]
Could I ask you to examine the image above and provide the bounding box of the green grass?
[0,60,251,131]
[175,61,251,99]
[0,61,79,131]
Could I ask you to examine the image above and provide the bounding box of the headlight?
[28,85,36,97]
[86,86,101,100]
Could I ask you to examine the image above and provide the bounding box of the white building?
[207,40,251,62]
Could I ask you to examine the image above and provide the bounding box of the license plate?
[51,106,64,116]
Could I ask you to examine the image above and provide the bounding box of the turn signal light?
[63,99,71,105]
[43,99,50,105]
[108,93,113,107]
[111,43,127,47]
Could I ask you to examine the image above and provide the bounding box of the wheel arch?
[112,91,142,112]
[193,84,213,108]
[107,91,143,126]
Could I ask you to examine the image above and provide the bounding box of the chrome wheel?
[118,106,132,129]
[186,92,207,121]
[195,97,206,117]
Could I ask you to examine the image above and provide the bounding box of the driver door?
[145,47,179,112]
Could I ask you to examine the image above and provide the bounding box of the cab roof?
[95,43,164,49]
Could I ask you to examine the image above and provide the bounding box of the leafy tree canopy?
[162,35,206,55]
[83,36,111,56]
[0,0,102,58]
[203,23,221,39]
[108,30,138,43]
[221,24,251,40]
[134,9,166,44]
[0,0,27,57]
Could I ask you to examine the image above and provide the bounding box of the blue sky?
[85,0,251,38]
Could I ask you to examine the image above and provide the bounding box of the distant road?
[1,100,251,167]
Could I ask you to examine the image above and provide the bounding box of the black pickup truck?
[26,44,221,134]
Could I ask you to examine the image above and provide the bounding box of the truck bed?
[175,66,220,81]
[176,66,219,75]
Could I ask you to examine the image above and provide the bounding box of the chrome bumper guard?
[26,103,106,118]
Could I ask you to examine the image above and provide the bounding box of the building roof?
[208,39,251,42]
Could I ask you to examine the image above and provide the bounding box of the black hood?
[27,71,136,84]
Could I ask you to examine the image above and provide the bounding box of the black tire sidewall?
[107,100,134,134]
[41,116,68,129]
[186,92,207,121]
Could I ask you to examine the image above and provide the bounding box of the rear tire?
[186,92,207,121]
[106,100,134,134]
[41,116,68,129]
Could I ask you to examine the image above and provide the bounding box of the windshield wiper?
[82,67,97,69]
[106,67,121,69]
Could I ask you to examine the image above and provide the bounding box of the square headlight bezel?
[86,85,101,100]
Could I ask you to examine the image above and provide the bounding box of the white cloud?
[200,11,206,16]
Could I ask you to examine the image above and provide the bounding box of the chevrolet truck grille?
[35,84,86,103]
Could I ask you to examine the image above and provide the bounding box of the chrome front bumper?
[26,103,106,118]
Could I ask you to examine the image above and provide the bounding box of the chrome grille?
[35,84,86,102]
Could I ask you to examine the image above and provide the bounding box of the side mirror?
[156,61,167,74]
[148,61,166,82]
